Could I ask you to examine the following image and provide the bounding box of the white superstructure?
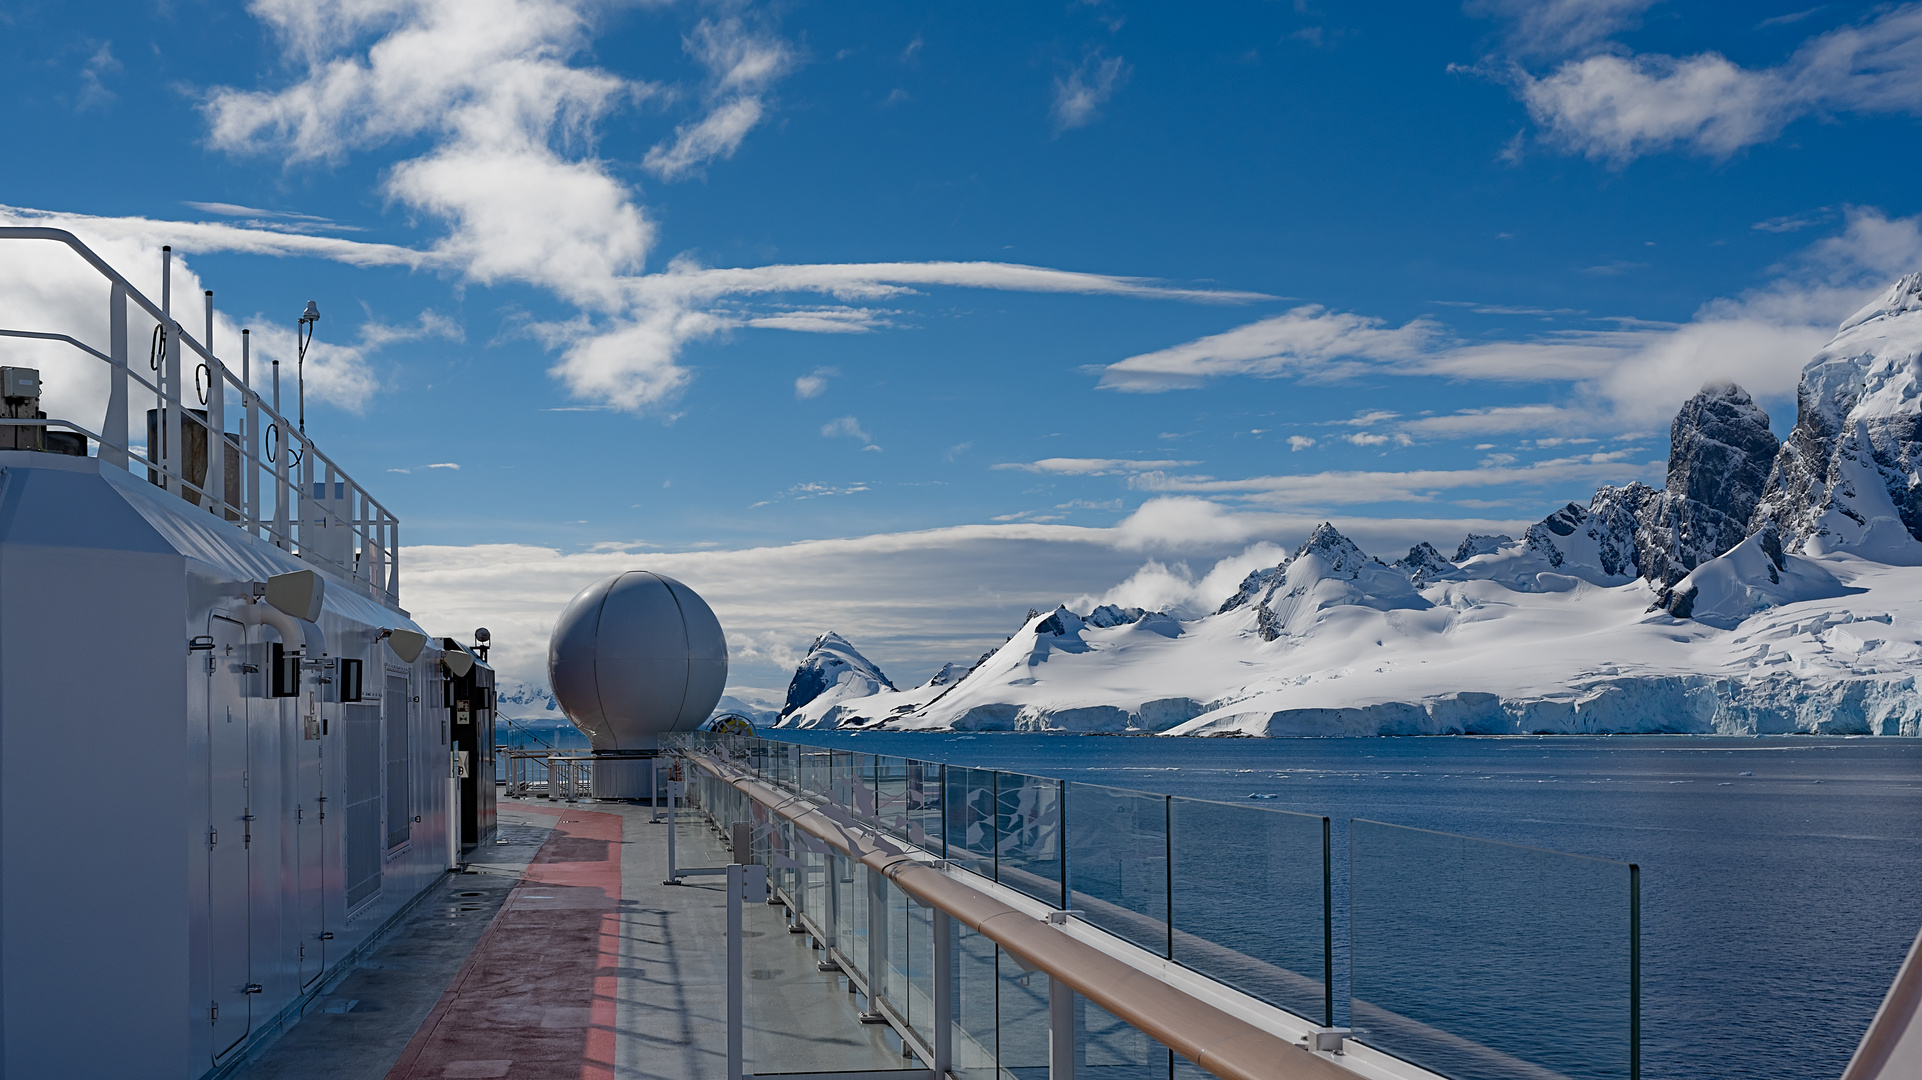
[0,231,475,1078]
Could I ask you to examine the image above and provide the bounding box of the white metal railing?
[500,750,595,801]
[0,228,400,605]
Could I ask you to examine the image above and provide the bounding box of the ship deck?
[230,795,907,1080]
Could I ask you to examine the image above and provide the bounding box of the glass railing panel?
[946,766,997,878]
[998,948,1052,1080]
[907,759,944,854]
[1082,999,1172,1080]
[996,771,1064,908]
[906,893,935,1050]
[748,865,904,1076]
[875,754,912,840]
[1067,782,1169,956]
[880,874,907,1023]
[1169,797,1330,1026]
[1349,819,1638,1080]
[953,921,999,1080]
[839,860,870,985]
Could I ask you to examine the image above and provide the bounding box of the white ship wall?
[0,450,456,1079]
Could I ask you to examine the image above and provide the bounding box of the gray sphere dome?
[547,571,728,751]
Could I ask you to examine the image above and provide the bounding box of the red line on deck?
[385,804,624,1080]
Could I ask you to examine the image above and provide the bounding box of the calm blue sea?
[764,731,1922,1080]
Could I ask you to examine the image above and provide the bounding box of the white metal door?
[296,682,325,987]
[207,615,252,1059]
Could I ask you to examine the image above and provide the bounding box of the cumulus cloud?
[794,366,835,398]
[1288,435,1316,450]
[1098,205,1922,435]
[1485,3,1922,163]
[188,3,1270,414]
[1052,50,1131,131]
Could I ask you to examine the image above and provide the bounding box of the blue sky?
[5,0,1922,695]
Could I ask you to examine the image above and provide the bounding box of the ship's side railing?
[667,731,1644,1080]
[0,229,399,605]
[500,749,594,801]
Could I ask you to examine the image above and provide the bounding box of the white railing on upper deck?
[0,229,400,606]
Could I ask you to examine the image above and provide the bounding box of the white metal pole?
[204,291,224,519]
[161,247,183,499]
[243,331,258,534]
[271,360,282,544]
[104,282,127,469]
[728,862,744,1080]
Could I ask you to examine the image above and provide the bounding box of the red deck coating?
[385,804,624,1080]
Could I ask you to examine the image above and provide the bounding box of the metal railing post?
[933,908,953,1077]
[728,862,745,1080]
[104,282,127,468]
[664,771,681,885]
[861,864,887,1022]
[1050,976,1076,1080]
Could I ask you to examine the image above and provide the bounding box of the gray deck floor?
[229,794,909,1080]
[615,798,910,1080]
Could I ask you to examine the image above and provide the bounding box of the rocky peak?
[1295,522,1372,575]
[1454,534,1512,561]
[1217,565,1285,614]
[781,632,896,717]
[1393,542,1456,585]
[1665,382,1778,525]
[1084,604,1152,628]
[1636,382,1779,586]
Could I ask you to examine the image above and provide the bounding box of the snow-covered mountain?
[767,276,1922,738]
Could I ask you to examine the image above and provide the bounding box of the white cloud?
[1464,0,1660,58]
[1052,50,1131,131]
[1128,454,1658,507]
[77,42,121,111]
[1288,435,1316,450]
[1503,4,1922,163]
[994,457,1200,476]
[402,500,1533,696]
[644,18,794,180]
[206,0,651,311]
[794,366,836,399]
[1098,306,1443,391]
[821,415,878,449]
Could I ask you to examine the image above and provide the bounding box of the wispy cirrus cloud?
[1128,452,1655,507]
[1052,49,1131,131]
[1099,205,1922,434]
[995,457,1200,476]
[644,17,795,180]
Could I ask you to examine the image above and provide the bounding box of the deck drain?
[457,891,483,897]
[751,969,784,980]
